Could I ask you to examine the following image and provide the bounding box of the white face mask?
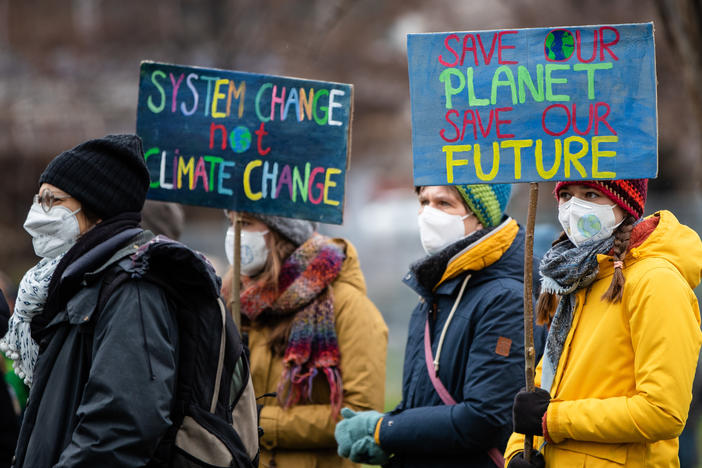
[23,202,81,258]
[418,205,470,255]
[558,197,623,247]
[225,227,270,277]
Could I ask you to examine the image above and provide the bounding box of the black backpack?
[98,238,259,468]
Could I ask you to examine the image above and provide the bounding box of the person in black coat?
[4,135,185,467]
[336,184,545,467]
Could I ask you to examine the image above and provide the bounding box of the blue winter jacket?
[378,218,545,468]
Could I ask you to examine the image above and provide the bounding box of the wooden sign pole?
[230,213,243,329]
[523,182,539,460]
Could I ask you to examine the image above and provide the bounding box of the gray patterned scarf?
[0,255,64,386]
[538,236,613,392]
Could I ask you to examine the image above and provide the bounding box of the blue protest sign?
[136,61,353,224]
[407,23,657,185]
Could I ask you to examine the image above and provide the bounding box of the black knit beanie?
[39,134,150,219]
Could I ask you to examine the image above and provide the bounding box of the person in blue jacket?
[336,183,544,467]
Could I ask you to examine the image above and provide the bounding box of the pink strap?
[424,317,457,405]
[488,447,505,466]
[424,317,505,467]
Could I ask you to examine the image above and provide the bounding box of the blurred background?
[0,0,701,463]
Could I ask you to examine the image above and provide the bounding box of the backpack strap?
[210,297,227,413]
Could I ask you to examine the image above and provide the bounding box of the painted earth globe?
[545,30,575,61]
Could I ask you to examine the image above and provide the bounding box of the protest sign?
[407,23,657,185]
[136,61,353,224]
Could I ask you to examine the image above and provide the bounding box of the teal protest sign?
[407,23,657,185]
[136,61,353,224]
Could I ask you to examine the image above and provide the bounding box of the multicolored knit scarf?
[240,234,346,417]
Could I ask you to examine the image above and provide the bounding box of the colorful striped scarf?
[240,234,346,417]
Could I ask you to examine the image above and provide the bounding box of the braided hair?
[601,215,636,302]
[535,216,637,326]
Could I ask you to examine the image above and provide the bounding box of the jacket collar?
[41,230,152,327]
[403,217,520,298]
[63,228,146,285]
[82,230,153,281]
[437,217,519,288]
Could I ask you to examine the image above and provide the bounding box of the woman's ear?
[76,209,99,235]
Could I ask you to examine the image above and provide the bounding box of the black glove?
[512,387,550,435]
[507,451,546,468]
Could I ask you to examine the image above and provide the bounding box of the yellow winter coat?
[251,239,388,468]
[505,210,702,467]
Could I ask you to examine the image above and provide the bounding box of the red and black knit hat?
[554,179,648,219]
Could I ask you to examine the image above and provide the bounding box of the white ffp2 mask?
[418,206,470,255]
[225,227,270,277]
[23,202,81,258]
[558,197,622,247]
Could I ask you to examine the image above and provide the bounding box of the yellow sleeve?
[504,359,545,462]
[260,283,388,449]
[547,267,702,444]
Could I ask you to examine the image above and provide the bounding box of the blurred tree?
[0,0,700,276]
[655,0,702,192]
[656,0,702,121]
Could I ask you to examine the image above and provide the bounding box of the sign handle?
[230,213,242,329]
[523,182,539,461]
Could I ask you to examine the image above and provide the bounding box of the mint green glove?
[349,434,389,465]
[335,408,388,464]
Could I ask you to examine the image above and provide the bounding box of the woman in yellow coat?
[505,179,702,468]
[221,211,388,468]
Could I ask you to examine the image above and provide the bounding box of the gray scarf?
[538,236,613,392]
[0,254,64,386]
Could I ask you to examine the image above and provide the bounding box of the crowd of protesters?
[0,126,700,468]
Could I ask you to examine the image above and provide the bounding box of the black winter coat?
[13,231,180,468]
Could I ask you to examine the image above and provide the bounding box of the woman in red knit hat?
[504,179,702,467]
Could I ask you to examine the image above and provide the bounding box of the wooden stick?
[230,213,242,329]
[523,182,539,460]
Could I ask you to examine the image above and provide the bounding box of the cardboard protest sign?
[407,23,657,185]
[136,61,353,224]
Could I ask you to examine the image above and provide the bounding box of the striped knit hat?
[554,179,648,219]
[455,184,512,228]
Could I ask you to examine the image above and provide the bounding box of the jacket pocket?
[545,439,630,466]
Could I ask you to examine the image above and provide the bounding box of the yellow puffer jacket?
[251,239,388,468]
[505,210,702,467]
